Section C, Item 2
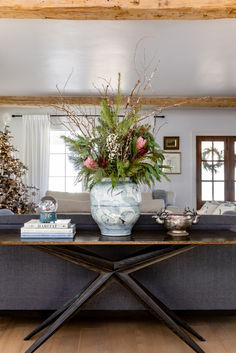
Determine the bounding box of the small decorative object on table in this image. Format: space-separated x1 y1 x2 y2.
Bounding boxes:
21 196 76 239
20 219 76 239
153 208 200 238
39 196 58 223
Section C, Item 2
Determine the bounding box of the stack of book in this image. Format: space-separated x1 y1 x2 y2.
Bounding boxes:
20 219 76 239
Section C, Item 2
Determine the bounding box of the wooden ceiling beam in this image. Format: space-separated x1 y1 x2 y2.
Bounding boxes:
0 1 236 20
1 96 236 108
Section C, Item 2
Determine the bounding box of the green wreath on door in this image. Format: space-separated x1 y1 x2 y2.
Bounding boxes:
202 147 223 174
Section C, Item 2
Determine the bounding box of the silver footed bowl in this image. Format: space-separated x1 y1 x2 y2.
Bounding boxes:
153 208 200 237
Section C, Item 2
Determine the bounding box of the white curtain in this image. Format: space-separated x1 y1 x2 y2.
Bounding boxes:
22 115 50 202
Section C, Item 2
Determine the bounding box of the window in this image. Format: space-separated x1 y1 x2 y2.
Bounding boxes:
196 136 236 208
49 130 82 193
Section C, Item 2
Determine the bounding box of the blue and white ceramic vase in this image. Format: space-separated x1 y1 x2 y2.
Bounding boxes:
90 178 141 236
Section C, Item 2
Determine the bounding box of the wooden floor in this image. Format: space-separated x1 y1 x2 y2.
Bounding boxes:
0 311 236 353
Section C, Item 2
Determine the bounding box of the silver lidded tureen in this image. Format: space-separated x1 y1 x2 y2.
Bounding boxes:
153 208 200 237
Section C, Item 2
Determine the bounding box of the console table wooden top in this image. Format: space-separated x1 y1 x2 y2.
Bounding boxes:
1 229 236 245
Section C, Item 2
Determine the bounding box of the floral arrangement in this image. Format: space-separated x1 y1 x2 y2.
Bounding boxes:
59 73 169 189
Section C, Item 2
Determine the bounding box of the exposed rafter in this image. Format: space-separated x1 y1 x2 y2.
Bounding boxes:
1 96 236 108
0 1 236 20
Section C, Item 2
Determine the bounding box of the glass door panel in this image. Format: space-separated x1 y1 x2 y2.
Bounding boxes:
201 182 213 201
213 182 225 201
201 141 212 160
213 141 224 160
200 140 225 202
197 137 236 208
213 162 224 180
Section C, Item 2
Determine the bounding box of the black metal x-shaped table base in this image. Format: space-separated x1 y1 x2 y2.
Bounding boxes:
24 244 206 353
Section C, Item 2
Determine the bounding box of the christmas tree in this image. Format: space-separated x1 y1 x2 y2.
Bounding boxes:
0 126 38 214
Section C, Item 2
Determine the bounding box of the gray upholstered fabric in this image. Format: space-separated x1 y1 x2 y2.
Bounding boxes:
223 211 236 216
1 245 236 310
152 189 176 206
152 189 167 205
0 209 14 215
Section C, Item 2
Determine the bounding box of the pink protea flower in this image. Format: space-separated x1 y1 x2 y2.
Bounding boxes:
84 156 98 169
136 136 147 150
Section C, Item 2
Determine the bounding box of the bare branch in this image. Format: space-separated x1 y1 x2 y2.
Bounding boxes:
156 121 168 136
125 79 141 109
62 68 74 92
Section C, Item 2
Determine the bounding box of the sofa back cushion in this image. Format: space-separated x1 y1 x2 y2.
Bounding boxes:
141 192 153 201
57 200 91 213
141 199 165 213
46 191 90 201
45 191 90 213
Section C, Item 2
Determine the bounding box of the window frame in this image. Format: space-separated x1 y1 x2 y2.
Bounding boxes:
49 130 82 193
196 136 236 209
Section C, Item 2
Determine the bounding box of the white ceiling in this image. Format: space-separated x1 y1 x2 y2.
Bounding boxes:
0 19 236 96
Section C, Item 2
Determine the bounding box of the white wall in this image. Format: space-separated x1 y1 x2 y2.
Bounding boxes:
1 107 236 209
155 108 236 210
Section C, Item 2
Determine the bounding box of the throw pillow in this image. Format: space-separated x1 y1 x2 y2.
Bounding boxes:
197 201 219 215
213 202 236 215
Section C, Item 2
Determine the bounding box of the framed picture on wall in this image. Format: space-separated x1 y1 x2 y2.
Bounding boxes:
164 136 179 150
163 152 181 174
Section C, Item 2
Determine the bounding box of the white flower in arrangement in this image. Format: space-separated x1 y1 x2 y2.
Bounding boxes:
106 134 120 160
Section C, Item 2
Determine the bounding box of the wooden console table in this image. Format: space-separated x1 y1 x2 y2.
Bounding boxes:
1 228 236 353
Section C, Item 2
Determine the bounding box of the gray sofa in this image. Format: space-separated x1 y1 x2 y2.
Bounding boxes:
45 190 176 214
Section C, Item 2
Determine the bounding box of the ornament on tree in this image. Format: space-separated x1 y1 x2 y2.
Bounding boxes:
0 126 38 214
